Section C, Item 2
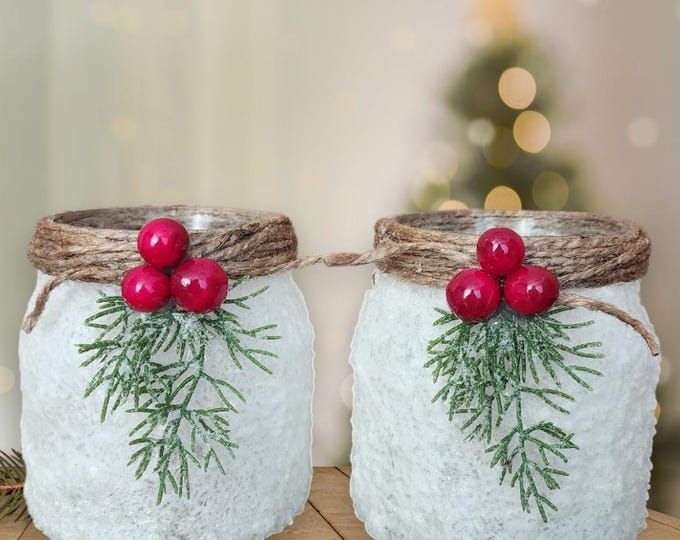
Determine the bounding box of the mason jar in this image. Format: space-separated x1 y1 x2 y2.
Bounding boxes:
350 210 660 540
19 207 314 540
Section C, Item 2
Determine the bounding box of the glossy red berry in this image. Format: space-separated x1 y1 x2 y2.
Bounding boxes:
446 268 502 322
476 227 525 277
137 218 190 269
504 265 560 315
170 258 229 313
121 265 171 312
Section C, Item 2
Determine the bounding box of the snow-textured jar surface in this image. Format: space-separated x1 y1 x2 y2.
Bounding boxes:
350 210 660 540
19 208 314 540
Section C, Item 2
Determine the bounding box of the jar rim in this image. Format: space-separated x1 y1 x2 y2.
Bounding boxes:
28 205 298 283
50 205 288 232
374 210 650 289
390 209 632 238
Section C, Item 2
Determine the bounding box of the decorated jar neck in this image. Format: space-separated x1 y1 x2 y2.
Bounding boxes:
372 210 651 289
23 206 299 332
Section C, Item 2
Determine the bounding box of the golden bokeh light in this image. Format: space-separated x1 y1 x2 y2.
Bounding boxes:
111 116 138 141
532 171 569 210
0 366 15 394
389 24 416 52
513 111 551 153
464 19 493 47
483 128 518 168
484 185 522 210
655 401 661 421
498 67 536 110
412 141 458 192
467 118 496 146
627 116 658 148
161 9 189 35
339 373 354 409
438 199 469 211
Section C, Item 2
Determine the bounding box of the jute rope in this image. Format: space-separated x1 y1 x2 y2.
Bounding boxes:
23 207 659 356
23 206 297 332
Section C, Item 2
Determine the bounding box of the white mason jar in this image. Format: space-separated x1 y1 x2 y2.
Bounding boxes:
350 210 660 540
19 207 314 540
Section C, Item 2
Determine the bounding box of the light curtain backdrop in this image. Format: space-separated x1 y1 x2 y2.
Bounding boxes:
1 1 678 511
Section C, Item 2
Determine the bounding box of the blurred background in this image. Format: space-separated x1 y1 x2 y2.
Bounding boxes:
0 0 678 515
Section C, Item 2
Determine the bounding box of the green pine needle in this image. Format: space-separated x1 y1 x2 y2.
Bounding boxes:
426 306 604 522
0 449 28 521
77 280 279 504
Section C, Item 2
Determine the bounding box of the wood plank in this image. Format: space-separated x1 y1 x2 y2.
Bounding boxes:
18 523 46 540
0 519 28 540
272 502 340 540
308 467 370 540
648 509 680 531
639 520 680 539
2 468 680 539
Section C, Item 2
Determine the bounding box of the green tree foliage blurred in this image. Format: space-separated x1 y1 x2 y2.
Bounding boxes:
412 38 585 212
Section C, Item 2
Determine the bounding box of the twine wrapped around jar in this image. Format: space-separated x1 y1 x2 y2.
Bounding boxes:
23 206 298 332
369 210 658 355
24 207 658 355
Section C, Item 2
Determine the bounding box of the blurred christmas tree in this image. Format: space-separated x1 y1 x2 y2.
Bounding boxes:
412 2 584 212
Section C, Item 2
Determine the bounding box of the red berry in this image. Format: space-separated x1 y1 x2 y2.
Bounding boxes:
137 218 190 269
446 269 501 322
121 265 171 312
170 258 229 313
504 265 560 315
476 227 525 277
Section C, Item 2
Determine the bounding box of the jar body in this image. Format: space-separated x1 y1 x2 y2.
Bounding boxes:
20 271 314 540
350 272 660 540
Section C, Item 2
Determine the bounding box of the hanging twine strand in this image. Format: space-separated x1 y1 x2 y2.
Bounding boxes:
23 207 659 355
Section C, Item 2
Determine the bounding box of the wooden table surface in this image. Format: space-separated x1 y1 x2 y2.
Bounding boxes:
2 467 679 539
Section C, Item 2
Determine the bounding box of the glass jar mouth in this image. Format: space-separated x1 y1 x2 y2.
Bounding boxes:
391 209 632 238
51 205 287 232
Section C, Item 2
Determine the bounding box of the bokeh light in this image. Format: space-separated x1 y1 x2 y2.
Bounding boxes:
0 366 15 394
498 67 537 110
411 141 458 194
513 110 551 153
389 24 416 52
532 171 569 210
464 19 493 47
161 9 189 35
483 128 518 168
438 199 469 210
627 116 659 148
111 116 137 141
467 118 496 146
339 373 354 409
484 185 522 210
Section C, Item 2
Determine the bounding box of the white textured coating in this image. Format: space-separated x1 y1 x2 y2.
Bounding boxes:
350 272 660 540
20 271 314 540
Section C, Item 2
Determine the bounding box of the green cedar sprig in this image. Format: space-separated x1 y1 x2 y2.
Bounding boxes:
0 449 27 521
425 306 604 522
77 278 279 504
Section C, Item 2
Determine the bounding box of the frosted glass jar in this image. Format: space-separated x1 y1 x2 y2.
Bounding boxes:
20 207 314 540
350 210 660 540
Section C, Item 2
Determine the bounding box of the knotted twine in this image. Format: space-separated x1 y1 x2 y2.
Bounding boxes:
23 207 659 356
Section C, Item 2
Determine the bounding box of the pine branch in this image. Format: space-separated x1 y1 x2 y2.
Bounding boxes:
0 449 28 521
426 306 603 521
77 280 279 503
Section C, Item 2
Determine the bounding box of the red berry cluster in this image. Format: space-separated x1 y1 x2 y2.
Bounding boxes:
121 218 229 313
446 227 559 322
